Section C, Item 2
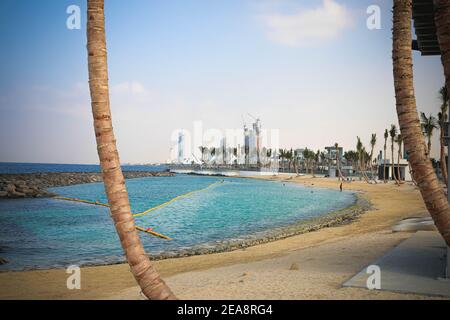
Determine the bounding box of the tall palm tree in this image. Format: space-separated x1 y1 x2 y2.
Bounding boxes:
392 0 450 246
319 151 326 173
434 0 450 96
86 0 175 300
438 86 448 185
389 124 399 184
356 137 370 183
369 133 377 182
420 112 439 155
383 129 388 183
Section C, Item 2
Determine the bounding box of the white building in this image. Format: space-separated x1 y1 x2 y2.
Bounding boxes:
244 120 261 166
377 150 412 181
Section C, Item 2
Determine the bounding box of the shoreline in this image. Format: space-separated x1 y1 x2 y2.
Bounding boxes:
0 175 432 299
0 176 365 272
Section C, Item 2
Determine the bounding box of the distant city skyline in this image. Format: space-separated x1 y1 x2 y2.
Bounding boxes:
0 0 446 164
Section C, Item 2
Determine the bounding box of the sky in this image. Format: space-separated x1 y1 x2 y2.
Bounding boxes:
0 0 446 164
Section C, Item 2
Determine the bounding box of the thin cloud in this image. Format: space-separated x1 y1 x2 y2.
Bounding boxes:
261 0 352 47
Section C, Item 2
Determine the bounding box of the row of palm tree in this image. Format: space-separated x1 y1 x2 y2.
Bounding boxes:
341 134 377 183
417 86 449 186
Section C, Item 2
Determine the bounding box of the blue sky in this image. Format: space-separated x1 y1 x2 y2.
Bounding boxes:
0 0 445 163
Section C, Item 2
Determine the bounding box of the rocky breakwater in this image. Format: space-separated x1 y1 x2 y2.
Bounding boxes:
0 171 173 199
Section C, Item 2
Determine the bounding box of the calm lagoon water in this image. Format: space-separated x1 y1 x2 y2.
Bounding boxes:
0 175 355 271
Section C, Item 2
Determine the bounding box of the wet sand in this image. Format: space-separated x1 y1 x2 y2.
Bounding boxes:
0 176 440 299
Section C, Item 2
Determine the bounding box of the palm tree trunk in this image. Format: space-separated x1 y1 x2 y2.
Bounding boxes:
87 0 176 300
435 0 450 95
435 0 450 187
408 162 418 186
359 160 370 183
392 0 450 245
440 128 448 185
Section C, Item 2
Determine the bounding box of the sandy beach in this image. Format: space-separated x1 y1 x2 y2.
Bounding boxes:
0 175 443 300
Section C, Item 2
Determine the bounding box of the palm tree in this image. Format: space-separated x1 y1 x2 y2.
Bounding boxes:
389 124 399 184
319 151 326 173
434 0 450 96
286 149 293 172
344 150 357 175
304 148 311 175
356 137 369 183
86 0 175 300
369 133 377 182
315 150 320 176
420 112 439 155
392 0 450 246
383 129 388 183
278 149 285 172
438 86 448 185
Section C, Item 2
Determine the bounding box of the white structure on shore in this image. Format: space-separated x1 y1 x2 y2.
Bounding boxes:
376 150 412 181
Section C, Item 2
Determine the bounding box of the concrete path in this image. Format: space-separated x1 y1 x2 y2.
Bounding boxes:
343 231 450 297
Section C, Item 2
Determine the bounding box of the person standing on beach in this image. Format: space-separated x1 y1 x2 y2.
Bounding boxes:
340 182 343 192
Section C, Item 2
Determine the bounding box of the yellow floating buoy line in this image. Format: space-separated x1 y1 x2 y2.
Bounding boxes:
53 179 225 240
132 179 224 218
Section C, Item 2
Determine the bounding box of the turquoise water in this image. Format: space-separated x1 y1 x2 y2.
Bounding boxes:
0 175 355 271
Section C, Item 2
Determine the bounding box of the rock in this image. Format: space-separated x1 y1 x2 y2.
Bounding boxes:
9 191 26 198
0 171 174 200
289 262 300 271
5 184 15 193
0 257 8 265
